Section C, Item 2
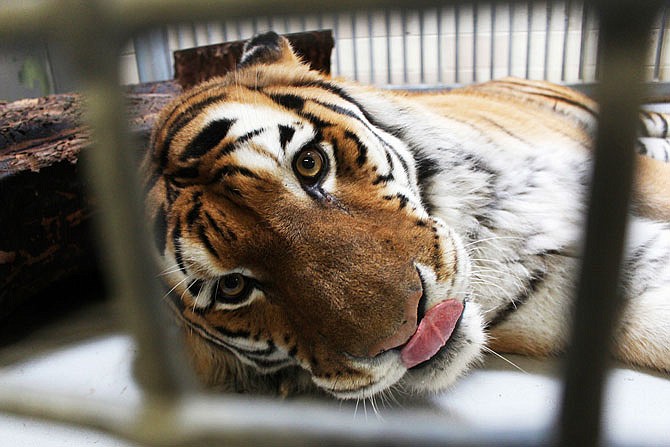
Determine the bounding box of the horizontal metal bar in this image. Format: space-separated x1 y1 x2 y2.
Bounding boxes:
0 383 549 447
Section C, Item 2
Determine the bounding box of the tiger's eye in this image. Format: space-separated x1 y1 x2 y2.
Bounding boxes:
218 273 247 298
294 148 325 182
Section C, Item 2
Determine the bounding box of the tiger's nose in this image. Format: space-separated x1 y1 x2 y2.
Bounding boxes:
365 289 422 357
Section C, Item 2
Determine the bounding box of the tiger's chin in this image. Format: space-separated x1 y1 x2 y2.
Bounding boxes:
323 302 487 401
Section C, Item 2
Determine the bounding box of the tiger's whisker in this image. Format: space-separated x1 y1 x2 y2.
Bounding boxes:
482 345 528 374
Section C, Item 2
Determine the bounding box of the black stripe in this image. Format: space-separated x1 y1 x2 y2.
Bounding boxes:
278 124 296 150
526 91 596 118
311 98 360 121
479 116 532 146
397 194 409 209
414 154 441 186
197 224 218 257
650 111 670 138
180 118 235 161
169 309 282 363
637 140 648 156
496 79 597 117
153 207 168 256
165 181 178 206
211 325 251 339
172 224 188 275
372 172 394 185
383 193 410 209
269 93 305 111
237 128 265 144
296 80 381 126
170 166 200 180
217 142 236 158
638 112 650 137
160 93 228 169
301 111 332 130
211 165 262 183
372 151 395 185
217 129 265 160
244 357 292 370
344 130 368 167
640 110 654 134
204 211 232 243
487 270 547 328
143 170 162 197
187 279 205 297
186 192 203 225
463 153 498 178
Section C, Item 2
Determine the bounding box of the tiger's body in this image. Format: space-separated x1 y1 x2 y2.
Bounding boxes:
142 32 670 399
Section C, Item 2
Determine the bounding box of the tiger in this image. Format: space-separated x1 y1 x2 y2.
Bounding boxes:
141 31 670 400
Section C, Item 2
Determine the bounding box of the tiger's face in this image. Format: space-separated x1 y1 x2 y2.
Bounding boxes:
142 32 485 399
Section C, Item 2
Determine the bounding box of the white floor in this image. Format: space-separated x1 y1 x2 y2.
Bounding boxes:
1 325 669 446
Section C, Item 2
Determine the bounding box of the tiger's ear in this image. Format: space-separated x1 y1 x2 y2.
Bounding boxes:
238 31 301 69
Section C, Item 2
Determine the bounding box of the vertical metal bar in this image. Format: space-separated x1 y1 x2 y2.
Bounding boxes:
455 2 461 83
594 11 604 82
133 28 172 82
334 13 342 76
543 1 552 80
401 8 408 84
205 22 214 44
420 8 425 84
352 11 359 81
653 6 668 81
368 10 375 84
561 0 572 82
70 1 194 400
283 15 290 34
191 23 200 46
490 2 496 80
437 6 443 83
385 9 392 84
509 2 514 76
176 25 185 49
473 1 478 82
578 1 589 80
557 2 661 446
526 0 533 79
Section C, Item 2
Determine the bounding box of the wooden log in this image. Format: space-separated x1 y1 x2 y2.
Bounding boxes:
0 86 178 320
173 30 334 90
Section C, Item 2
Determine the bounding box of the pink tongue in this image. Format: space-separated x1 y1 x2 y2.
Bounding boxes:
400 299 464 369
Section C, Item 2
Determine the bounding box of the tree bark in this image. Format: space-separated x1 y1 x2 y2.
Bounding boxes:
0 84 179 320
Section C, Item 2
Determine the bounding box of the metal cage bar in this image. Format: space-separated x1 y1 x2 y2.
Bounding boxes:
0 0 664 445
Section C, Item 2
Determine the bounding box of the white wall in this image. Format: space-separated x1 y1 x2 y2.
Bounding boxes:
120 2 670 87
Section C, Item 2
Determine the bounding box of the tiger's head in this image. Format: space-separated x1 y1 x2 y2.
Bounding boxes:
142 32 485 399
